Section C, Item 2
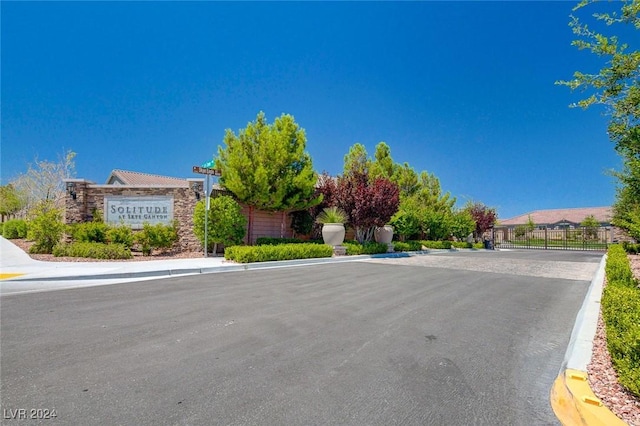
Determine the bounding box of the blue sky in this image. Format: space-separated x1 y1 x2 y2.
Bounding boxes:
1 1 627 219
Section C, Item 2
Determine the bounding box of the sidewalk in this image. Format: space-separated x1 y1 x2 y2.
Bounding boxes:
0 237 369 295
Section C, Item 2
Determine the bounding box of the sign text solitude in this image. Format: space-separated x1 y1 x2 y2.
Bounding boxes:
104 196 174 228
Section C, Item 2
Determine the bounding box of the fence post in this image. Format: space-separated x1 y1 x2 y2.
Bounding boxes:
545 226 548 250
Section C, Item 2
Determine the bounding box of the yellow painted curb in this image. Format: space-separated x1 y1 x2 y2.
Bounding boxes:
0 273 25 280
550 369 627 425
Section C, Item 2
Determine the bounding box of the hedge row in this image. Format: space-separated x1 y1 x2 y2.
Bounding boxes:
256 237 323 246
343 241 388 255
224 243 333 263
52 242 133 259
3 219 28 239
602 244 640 397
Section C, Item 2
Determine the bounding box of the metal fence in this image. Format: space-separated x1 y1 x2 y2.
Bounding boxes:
492 226 611 251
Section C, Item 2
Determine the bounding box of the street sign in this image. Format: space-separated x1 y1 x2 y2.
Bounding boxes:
201 160 215 169
192 166 221 176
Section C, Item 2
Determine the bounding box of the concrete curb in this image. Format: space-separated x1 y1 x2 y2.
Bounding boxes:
550 254 627 425
3 254 380 282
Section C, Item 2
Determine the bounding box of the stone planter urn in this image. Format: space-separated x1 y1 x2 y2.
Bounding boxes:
375 225 394 253
374 225 394 244
322 223 346 247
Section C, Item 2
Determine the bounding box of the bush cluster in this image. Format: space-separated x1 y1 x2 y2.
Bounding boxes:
602 244 640 397
451 241 484 249
135 222 179 256
622 241 640 255
605 244 635 287
53 242 133 259
343 241 388 255
224 243 332 263
3 219 28 239
28 202 65 254
393 241 423 252
106 224 135 248
420 240 453 249
68 221 110 243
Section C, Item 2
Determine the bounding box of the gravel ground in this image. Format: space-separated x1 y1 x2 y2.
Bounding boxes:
587 255 640 426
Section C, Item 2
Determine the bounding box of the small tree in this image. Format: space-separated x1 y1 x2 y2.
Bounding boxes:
526 215 536 234
12 149 76 214
581 214 600 240
450 210 476 241
335 172 400 243
193 195 247 254
215 112 319 212
27 200 65 254
465 202 497 241
0 184 25 221
390 208 421 242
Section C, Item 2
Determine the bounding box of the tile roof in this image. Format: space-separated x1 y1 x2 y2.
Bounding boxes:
106 169 189 187
499 207 612 226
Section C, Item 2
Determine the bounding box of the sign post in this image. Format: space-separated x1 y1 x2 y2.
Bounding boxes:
192 162 222 257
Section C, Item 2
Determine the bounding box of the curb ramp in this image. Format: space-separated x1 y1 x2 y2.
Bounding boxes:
551 369 627 426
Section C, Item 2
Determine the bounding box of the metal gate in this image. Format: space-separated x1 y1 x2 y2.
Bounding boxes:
492 226 611 251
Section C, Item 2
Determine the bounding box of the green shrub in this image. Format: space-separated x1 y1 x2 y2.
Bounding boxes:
451 241 484 249
0 222 3 235
53 242 132 259
106 224 135 248
362 242 388 254
605 244 636 288
256 237 307 245
420 240 453 249
135 222 179 256
343 241 362 255
224 243 333 263
602 245 640 398
622 241 640 255
393 240 423 252
27 201 64 254
514 225 527 239
193 196 247 253
3 219 28 239
68 221 110 243
343 241 388 255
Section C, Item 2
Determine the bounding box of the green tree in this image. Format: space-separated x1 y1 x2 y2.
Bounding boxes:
450 209 476 240
215 112 319 212
0 184 25 221
558 0 639 233
369 142 396 180
193 196 247 254
526 215 536 233
581 214 601 240
392 162 420 197
343 143 370 177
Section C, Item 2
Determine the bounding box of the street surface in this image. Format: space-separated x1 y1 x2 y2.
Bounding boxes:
1 250 602 425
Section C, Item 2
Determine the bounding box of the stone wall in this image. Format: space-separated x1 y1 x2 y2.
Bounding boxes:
64 179 300 251
64 179 202 251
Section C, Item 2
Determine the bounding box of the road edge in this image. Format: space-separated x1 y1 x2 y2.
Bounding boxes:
550 254 627 425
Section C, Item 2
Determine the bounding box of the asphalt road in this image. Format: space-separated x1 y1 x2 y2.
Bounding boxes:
1 250 602 425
